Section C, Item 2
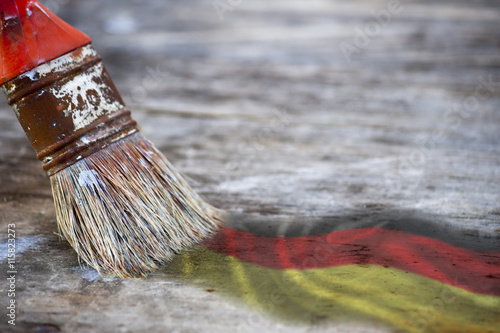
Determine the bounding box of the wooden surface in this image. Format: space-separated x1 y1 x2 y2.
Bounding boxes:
1 0 500 332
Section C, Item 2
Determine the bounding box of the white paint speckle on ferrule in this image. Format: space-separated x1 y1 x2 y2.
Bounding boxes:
24 45 98 81
49 63 125 131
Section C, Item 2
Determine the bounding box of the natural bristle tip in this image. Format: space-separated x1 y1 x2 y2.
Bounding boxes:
49 133 222 278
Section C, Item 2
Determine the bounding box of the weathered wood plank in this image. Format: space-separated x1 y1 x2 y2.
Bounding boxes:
1 0 499 332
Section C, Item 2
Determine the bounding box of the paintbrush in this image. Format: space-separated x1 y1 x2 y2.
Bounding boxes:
0 0 222 278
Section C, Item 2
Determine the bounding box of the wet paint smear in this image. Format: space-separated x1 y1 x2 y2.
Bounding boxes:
163 213 500 333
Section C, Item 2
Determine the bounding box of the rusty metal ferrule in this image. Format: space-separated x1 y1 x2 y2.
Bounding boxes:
1 44 139 176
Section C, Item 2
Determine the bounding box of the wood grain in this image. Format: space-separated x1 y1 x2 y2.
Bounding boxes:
1 0 499 332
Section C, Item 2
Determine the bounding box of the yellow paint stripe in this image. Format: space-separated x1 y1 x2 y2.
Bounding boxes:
169 247 500 333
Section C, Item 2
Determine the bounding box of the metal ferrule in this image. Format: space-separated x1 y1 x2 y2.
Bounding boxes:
1 44 139 176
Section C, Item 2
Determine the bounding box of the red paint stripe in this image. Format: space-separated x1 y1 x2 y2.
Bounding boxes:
203 227 500 296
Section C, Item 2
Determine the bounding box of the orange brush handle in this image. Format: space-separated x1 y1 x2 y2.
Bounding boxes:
0 0 91 84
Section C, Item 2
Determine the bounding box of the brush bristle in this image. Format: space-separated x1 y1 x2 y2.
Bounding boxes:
50 132 222 278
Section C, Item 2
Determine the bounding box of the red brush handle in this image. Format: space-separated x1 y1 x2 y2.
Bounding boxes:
0 0 91 84
1 1 137 176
